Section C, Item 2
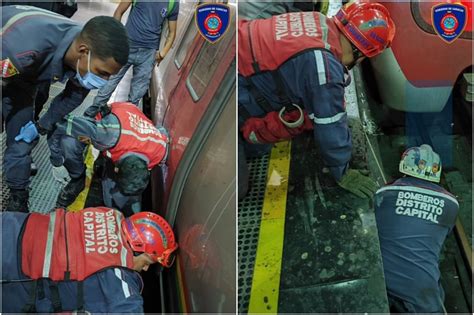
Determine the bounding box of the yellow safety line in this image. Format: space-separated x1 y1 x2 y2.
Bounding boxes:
248 140 291 314
68 145 95 212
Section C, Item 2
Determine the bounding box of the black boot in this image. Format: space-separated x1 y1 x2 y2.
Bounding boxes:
56 173 86 208
5 189 29 212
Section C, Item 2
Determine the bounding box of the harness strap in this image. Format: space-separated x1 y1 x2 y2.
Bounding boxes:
76 281 85 312
50 282 63 312
245 78 274 115
22 279 38 313
270 71 293 109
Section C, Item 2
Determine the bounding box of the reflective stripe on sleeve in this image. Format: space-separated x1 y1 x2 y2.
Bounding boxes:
313 50 326 85
308 112 346 125
114 268 131 298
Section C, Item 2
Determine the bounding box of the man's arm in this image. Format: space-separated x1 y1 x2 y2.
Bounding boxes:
156 20 177 63
53 113 120 151
113 0 132 22
38 78 90 132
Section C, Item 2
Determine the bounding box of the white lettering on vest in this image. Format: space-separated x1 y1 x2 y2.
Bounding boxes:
82 210 123 255
126 111 160 136
275 14 289 40
394 191 444 224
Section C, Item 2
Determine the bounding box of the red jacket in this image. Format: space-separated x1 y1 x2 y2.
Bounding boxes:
238 11 343 77
21 208 134 281
105 103 168 169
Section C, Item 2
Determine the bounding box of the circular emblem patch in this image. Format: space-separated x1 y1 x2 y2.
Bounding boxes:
204 13 222 35
441 14 458 34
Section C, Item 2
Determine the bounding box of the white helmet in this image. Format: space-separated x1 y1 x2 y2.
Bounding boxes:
399 144 441 183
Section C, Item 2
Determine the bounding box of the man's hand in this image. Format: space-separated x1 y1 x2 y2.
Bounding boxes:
155 51 164 64
52 165 71 185
15 121 39 143
337 169 378 199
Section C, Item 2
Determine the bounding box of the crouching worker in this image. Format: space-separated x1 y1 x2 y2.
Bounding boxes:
1 208 178 313
48 102 169 215
374 145 459 313
238 1 395 199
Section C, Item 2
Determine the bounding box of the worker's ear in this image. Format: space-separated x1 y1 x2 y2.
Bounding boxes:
77 43 90 56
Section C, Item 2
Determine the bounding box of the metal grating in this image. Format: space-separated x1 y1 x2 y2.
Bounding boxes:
238 153 269 314
1 83 97 213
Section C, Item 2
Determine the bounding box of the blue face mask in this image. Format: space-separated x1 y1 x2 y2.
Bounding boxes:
75 51 108 90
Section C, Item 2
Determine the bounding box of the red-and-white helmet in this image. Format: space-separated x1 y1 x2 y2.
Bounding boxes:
333 1 396 58
122 212 178 267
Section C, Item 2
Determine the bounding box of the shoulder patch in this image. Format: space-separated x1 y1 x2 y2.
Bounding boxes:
1 58 19 78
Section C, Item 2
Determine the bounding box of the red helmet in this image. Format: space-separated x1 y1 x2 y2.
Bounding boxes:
333 1 396 58
122 212 178 267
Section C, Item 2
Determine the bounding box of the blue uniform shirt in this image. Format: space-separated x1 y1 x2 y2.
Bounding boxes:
125 1 179 49
2 5 90 131
1 212 144 313
374 177 459 312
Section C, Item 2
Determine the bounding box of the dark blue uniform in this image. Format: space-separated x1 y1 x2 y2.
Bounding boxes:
374 177 459 313
1 211 144 313
239 49 351 180
2 5 89 190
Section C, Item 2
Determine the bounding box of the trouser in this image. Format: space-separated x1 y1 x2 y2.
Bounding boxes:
92 47 156 108
2 82 39 189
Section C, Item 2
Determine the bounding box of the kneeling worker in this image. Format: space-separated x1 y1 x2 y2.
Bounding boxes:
374 145 459 313
47 102 168 215
1 208 178 313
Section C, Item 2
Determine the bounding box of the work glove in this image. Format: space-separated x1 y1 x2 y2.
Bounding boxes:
15 121 39 143
337 169 378 199
52 165 71 185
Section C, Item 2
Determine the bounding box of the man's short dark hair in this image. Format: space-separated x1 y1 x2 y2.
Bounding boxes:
117 155 150 196
80 16 129 66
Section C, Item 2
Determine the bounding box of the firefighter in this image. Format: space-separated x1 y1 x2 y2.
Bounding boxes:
374 145 459 313
2 5 129 212
238 1 396 199
1 208 177 313
47 102 168 216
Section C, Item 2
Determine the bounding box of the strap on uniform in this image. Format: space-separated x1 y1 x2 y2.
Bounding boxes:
22 280 38 312
167 0 175 17
238 102 251 121
244 78 274 115
76 281 85 313
270 71 293 109
50 282 63 312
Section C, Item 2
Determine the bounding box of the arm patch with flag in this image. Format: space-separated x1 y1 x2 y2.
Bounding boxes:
1 58 19 78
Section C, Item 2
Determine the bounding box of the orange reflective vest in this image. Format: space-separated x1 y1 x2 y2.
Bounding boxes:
105 103 168 169
238 12 343 77
21 208 134 281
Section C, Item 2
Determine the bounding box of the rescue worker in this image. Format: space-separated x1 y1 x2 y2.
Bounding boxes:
2 5 129 212
1 208 178 313
374 145 459 313
237 1 396 199
89 0 179 111
48 102 168 216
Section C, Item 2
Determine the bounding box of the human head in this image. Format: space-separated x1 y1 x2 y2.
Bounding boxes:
123 212 178 269
334 1 395 68
66 16 129 81
399 145 442 183
116 155 150 196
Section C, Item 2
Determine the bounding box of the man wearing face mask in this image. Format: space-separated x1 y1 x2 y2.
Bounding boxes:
47 102 168 216
238 1 395 199
1 208 178 313
2 5 129 212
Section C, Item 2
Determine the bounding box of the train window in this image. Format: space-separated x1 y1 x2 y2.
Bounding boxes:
174 16 199 69
185 21 235 101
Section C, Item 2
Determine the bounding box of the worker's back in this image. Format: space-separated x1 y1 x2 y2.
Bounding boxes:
374 176 459 312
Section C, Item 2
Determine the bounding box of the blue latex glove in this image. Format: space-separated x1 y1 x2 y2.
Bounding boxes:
15 121 39 143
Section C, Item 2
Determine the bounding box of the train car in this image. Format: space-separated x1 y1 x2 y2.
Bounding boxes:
147 1 236 312
369 0 473 113
1 1 236 313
